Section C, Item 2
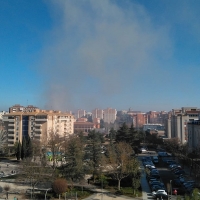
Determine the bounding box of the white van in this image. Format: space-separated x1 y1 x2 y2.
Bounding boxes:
152 156 159 164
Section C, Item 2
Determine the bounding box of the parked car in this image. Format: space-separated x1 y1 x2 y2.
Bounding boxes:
166 160 176 165
173 179 182 186
149 181 165 188
152 190 168 198
150 172 160 178
145 164 156 169
146 174 160 180
152 156 159 164
151 185 165 192
183 182 195 189
140 147 148 153
174 170 185 176
158 152 169 157
171 166 182 172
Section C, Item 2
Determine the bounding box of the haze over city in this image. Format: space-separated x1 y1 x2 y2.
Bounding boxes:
1 0 200 112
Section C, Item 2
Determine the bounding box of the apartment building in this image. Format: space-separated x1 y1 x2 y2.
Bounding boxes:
0 111 8 130
74 109 86 119
103 108 117 124
167 107 200 144
92 108 103 120
187 120 200 152
146 111 168 124
3 105 74 147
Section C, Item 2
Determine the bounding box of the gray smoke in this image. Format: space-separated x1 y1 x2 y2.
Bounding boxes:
38 0 172 111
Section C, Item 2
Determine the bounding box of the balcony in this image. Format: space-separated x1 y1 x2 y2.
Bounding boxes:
59 118 67 121
8 123 15 127
34 128 42 132
35 124 42 127
8 133 14 137
34 134 41 139
3 118 15 122
35 119 47 122
8 129 14 132
8 138 14 142
8 144 14 147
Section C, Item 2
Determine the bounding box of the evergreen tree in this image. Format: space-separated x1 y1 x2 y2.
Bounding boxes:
115 122 129 143
26 135 33 158
16 141 21 160
109 127 116 145
63 135 85 181
21 136 26 160
128 123 138 146
87 130 104 181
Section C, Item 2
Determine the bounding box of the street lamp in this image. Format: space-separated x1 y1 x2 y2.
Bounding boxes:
65 192 67 200
170 180 172 197
45 188 51 200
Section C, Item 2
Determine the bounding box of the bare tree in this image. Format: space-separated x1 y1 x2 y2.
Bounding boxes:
0 130 7 152
107 142 137 190
3 184 10 199
47 129 62 169
19 157 54 198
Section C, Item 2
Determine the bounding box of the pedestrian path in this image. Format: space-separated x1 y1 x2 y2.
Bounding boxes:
139 159 154 200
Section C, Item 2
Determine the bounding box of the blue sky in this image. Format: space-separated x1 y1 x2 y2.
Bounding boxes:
0 0 200 112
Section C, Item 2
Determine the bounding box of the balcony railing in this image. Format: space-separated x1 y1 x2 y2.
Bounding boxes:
3 118 15 122
8 123 15 127
35 119 47 122
34 128 42 132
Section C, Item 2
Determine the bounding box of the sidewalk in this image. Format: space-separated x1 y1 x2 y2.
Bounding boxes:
82 184 142 200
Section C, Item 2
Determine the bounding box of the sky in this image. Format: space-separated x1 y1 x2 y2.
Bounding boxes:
0 0 200 113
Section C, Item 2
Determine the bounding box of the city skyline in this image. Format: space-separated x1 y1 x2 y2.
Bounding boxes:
1 0 200 112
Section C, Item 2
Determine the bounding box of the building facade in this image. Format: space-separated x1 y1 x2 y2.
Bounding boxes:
187 120 200 152
92 109 104 120
168 107 200 144
3 105 74 147
103 108 117 124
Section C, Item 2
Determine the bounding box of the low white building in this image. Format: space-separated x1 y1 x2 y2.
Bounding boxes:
143 124 164 131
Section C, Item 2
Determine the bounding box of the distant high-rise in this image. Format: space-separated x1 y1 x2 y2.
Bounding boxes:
103 108 117 123
75 109 86 119
92 109 103 120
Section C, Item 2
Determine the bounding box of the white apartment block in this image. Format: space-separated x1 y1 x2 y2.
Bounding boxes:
74 109 86 119
92 109 103 120
0 111 8 120
169 107 200 144
3 106 74 147
187 120 200 152
103 108 117 124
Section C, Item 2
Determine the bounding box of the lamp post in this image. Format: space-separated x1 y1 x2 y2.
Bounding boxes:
170 180 172 197
65 192 67 200
45 188 51 200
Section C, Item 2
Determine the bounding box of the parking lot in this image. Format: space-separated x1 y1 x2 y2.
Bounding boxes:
139 149 199 199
